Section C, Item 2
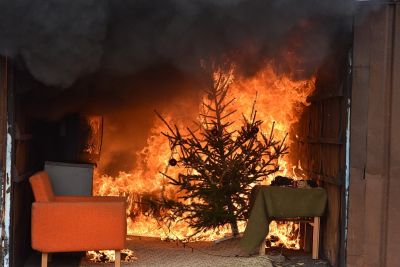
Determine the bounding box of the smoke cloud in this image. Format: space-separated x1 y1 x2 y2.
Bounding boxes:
2 0 354 175
1 0 353 88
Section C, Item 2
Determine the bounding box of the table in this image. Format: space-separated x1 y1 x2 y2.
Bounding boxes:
239 186 327 258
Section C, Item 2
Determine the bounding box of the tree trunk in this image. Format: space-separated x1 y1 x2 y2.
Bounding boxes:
227 197 240 237
230 219 239 237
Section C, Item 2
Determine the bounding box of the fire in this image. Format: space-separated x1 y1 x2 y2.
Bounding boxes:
93 62 315 248
230 65 315 180
87 249 137 263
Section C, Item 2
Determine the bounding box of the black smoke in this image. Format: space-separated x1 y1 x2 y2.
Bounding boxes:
1 0 353 88
3 0 354 175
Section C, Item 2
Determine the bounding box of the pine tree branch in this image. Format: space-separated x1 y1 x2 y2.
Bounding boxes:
220 110 237 120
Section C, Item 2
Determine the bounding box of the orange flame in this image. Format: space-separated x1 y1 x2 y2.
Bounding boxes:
93 62 315 248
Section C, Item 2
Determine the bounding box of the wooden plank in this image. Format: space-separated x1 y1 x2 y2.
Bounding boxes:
347 9 370 261
346 168 366 259
348 4 400 267
364 173 385 266
353 5 371 69
366 4 390 176
350 67 369 169
294 99 345 181
312 217 320 260
363 6 392 266
321 183 341 266
386 4 400 266
296 137 343 145
322 98 340 140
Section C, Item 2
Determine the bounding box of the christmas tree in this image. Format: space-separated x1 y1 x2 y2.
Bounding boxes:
157 64 288 237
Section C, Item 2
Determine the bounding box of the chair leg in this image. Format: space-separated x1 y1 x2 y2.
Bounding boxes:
41 253 48 267
312 217 320 260
115 250 121 267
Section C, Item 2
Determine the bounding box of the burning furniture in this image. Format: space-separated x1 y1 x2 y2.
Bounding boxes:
29 171 127 267
240 186 327 259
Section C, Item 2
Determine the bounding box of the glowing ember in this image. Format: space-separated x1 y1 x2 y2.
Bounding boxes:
93 62 315 248
86 249 137 263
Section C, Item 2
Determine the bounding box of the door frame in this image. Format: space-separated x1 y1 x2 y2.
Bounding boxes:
1 56 14 267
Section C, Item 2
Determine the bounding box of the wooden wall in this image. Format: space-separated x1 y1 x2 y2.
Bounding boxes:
0 59 42 266
290 40 350 266
10 70 43 267
347 3 400 267
0 56 8 263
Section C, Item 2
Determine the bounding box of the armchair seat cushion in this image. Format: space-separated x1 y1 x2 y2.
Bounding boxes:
31 200 127 252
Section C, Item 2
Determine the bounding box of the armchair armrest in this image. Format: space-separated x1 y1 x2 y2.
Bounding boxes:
31 201 127 252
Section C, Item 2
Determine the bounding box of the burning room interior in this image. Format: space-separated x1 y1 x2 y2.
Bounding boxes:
1 1 400 267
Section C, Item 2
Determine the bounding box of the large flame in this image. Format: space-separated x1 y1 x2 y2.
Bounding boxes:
93 62 315 248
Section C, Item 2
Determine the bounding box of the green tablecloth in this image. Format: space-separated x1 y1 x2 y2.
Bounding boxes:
240 186 327 254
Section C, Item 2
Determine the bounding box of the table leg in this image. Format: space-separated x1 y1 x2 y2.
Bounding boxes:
312 217 320 259
259 239 266 255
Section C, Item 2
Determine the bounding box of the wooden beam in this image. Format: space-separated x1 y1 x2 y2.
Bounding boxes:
296 137 343 145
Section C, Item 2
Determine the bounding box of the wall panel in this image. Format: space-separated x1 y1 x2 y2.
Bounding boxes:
348 3 400 266
290 39 350 266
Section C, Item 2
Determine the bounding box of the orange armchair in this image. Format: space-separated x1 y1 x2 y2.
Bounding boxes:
30 171 127 267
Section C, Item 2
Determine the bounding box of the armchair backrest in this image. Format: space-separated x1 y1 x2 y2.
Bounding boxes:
29 171 55 202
